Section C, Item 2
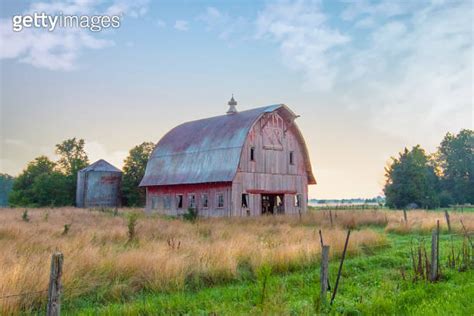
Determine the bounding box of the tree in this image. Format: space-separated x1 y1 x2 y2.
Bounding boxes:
31 171 71 206
8 156 63 206
55 138 89 204
0 173 14 207
384 146 439 209
122 142 155 206
435 129 474 205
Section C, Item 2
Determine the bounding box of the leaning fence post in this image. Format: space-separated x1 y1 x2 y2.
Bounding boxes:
430 230 438 282
330 230 351 305
47 252 63 316
320 245 330 305
403 209 408 224
444 210 451 232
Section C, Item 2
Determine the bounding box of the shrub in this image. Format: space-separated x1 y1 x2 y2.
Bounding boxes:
183 207 198 222
21 209 29 222
126 212 139 242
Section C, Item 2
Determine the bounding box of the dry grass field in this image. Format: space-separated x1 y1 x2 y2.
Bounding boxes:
0 207 473 314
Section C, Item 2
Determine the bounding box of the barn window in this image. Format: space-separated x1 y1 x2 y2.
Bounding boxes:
188 194 196 209
242 194 249 208
201 193 209 208
250 147 255 161
295 194 302 207
163 195 171 209
289 151 294 165
176 194 183 209
217 193 225 208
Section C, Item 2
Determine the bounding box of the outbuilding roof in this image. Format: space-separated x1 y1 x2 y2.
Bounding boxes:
79 159 122 173
140 104 315 186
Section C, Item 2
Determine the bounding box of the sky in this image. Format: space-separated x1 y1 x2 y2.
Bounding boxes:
0 0 472 199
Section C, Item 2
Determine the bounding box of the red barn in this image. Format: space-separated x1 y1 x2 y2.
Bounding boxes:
140 98 316 216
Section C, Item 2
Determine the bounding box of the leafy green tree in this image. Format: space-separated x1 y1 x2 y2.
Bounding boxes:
31 172 71 206
122 142 154 206
9 156 61 206
55 138 89 204
384 146 439 209
435 129 474 205
0 173 14 207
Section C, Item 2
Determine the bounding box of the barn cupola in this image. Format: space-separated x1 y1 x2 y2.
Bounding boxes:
226 95 238 114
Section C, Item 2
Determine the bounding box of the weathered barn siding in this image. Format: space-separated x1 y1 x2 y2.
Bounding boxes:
146 183 232 217
141 104 315 217
232 111 309 216
76 159 122 208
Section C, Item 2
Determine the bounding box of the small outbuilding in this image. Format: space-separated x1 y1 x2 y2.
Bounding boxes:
76 159 122 208
140 97 316 217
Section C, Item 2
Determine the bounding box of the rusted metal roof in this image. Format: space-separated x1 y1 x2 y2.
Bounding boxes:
140 104 315 186
80 159 122 173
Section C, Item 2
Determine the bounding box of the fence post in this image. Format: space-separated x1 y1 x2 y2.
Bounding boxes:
437 220 440 276
403 209 408 224
47 252 63 316
444 210 451 232
320 245 330 305
318 230 331 291
430 230 438 282
329 210 334 227
330 230 351 305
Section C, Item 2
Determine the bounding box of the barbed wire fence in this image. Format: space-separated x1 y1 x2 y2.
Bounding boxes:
318 212 474 307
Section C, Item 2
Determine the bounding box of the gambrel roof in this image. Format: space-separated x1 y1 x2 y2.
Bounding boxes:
140 104 316 186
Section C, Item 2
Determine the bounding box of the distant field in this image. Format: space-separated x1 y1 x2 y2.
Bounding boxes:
0 207 473 315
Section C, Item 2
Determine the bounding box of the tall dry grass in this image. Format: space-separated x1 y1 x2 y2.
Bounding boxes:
1 207 472 313
0 207 388 314
383 210 474 234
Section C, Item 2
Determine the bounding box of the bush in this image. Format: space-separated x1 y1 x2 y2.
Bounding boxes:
21 209 29 222
126 212 139 242
183 207 198 222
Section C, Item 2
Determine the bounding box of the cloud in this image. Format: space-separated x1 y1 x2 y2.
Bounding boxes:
257 0 472 145
256 0 350 90
84 140 127 170
198 7 250 41
0 0 150 71
174 20 188 31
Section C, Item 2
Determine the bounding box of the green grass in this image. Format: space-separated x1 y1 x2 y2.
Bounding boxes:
61 232 474 316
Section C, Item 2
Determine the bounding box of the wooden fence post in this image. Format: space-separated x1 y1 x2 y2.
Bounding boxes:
318 230 331 291
320 245 330 305
437 220 440 276
444 210 451 232
47 252 63 316
329 210 334 227
430 230 438 282
403 209 408 224
330 230 351 305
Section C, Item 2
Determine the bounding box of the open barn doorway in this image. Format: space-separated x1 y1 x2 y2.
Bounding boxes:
261 194 284 215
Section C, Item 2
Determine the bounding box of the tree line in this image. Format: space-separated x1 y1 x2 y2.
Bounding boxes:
384 129 473 209
2 138 154 207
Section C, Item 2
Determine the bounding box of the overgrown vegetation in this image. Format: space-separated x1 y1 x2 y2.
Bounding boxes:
384 129 473 209
0 208 472 314
69 233 474 315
